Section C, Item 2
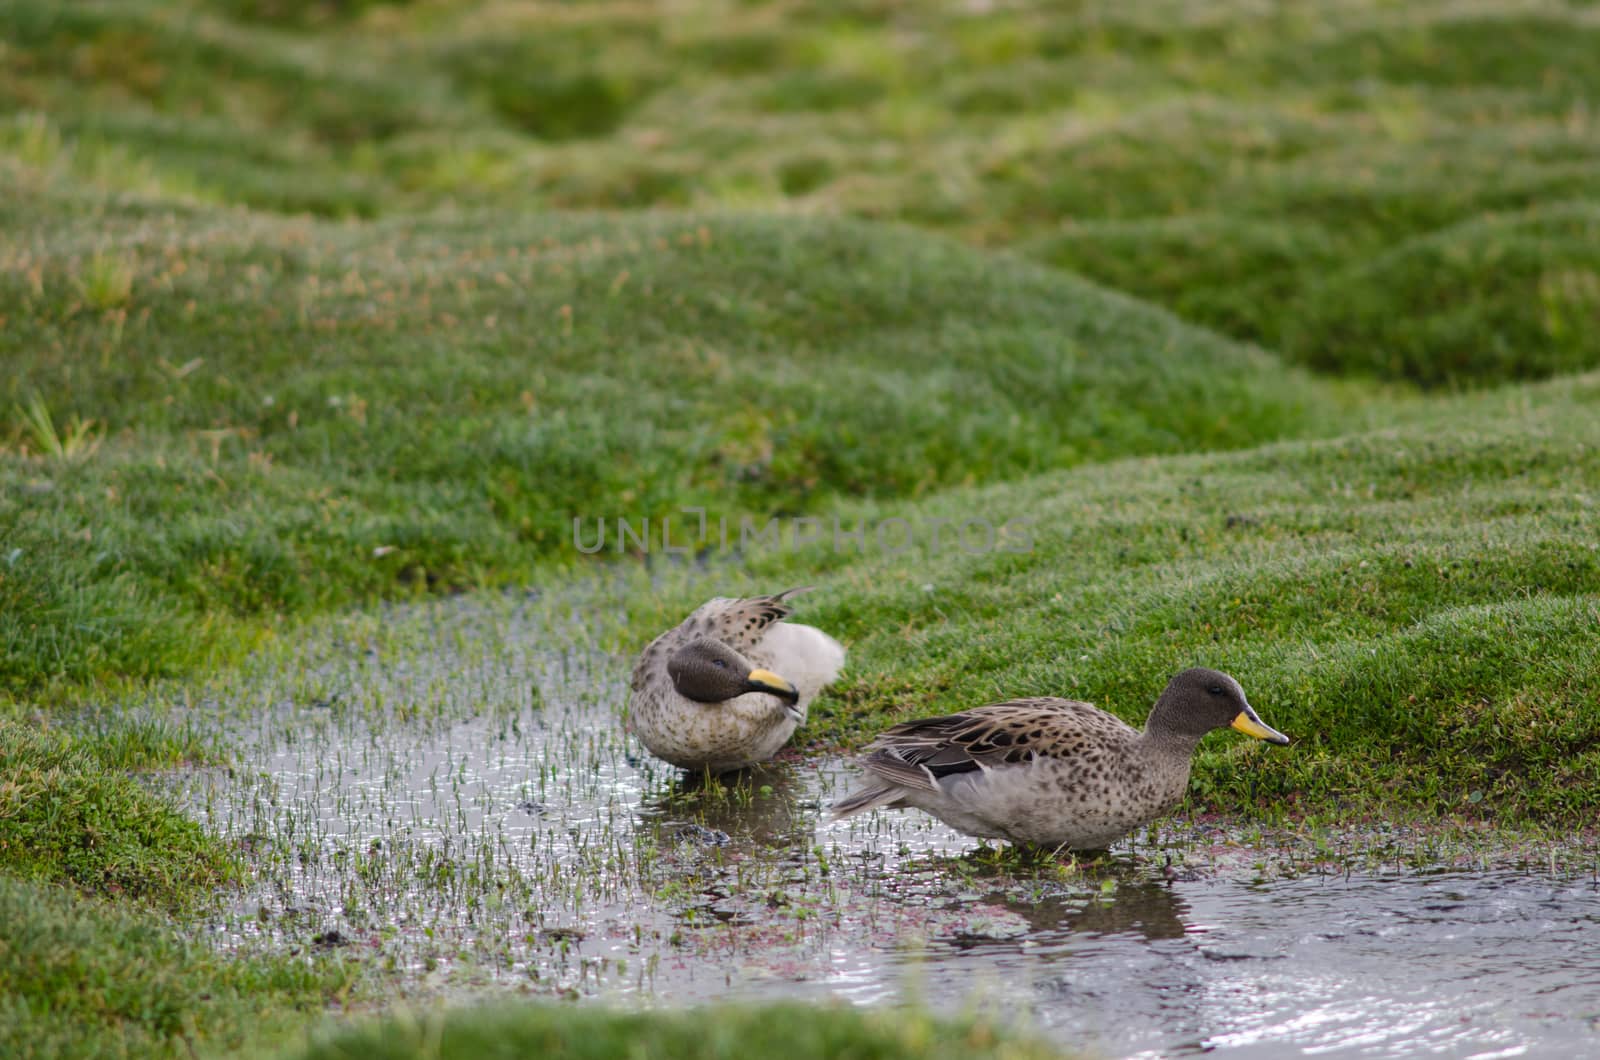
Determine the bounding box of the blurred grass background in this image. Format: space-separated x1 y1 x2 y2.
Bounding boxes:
5 0 1600 383
9 0 1600 699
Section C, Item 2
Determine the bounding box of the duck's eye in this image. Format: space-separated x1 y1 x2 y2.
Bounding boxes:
1206 685 1224 695
712 658 729 669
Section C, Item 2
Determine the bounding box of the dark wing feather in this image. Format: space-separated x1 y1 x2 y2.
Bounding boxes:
861 698 1127 788
691 587 813 652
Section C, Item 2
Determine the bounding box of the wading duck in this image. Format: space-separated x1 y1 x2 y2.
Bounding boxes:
830 668 1288 850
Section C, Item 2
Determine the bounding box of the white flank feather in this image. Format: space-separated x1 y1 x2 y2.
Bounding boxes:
756 621 846 711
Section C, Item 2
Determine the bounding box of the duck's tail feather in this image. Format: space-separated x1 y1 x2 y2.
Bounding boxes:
827 783 904 821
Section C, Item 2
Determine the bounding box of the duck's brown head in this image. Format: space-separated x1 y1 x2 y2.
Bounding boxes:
1147 668 1289 746
667 637 800 708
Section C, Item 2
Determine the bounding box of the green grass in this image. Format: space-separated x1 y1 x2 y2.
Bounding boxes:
3 0 1600 1055
1285 202 1600 384
0 717 233 903
0 875 360 1059
0 189 1371 699
5 0 1600 384
285 1002 1058 1060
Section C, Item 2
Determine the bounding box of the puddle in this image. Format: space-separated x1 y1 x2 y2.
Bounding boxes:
178 597 1600 1058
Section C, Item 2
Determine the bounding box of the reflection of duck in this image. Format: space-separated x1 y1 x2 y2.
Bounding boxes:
911 849 1193 942
635 760 814 854
986 880 1190 941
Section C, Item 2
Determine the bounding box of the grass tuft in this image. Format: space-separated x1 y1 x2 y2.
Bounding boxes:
0 720 234 903
14 395 101 462
0 875 359 1059
287 1000 1058 1060
74 251 135 311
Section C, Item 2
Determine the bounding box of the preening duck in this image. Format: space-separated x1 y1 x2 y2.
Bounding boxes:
629 588 846 773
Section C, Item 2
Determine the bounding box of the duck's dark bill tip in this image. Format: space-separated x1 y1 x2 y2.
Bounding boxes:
746 668 800 704
1231 710 1291 745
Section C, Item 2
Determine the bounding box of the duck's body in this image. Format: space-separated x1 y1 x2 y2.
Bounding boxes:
629 589 845 773
831 669 1288 850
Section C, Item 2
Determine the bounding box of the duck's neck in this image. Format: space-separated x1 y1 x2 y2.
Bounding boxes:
1139 697 1207 759
1138 725 1204 760
1132 726 1202 812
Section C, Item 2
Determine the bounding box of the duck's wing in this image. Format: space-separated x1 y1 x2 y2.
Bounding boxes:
692 587 815 653
631 588 816 693
859 698 1127 792
630 629 670 693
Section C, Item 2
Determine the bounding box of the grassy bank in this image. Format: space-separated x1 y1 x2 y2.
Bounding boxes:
0 185 1369 699
0 717 231 902
0 874 360 1059
5 0 1600 384
4 0 1600 1056
284 1003 1058 1060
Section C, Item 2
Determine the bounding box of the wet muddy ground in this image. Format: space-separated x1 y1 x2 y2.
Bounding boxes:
176 597 1600 1058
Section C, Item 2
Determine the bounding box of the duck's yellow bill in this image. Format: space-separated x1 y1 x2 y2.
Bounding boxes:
746 668 800 703
1231 709 1291 745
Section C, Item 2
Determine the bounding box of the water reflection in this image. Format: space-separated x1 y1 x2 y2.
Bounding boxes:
637 761 815 853
985 880 1191 941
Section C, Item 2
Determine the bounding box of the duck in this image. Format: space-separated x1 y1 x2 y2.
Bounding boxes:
628 588 846 773
829 668 1288 850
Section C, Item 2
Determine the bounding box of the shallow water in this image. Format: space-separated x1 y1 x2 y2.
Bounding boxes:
181 598 1600 1059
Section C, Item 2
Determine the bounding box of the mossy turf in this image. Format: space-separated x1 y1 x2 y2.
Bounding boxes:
0 718 232 904
0 190 1369 699
3 0 1599 1057
284 1003 1057 1060
5 0 1600 384
0 875 360 1060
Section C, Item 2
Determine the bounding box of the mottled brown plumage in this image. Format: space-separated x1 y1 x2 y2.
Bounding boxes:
831 668 1289 850
629 588 846 773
